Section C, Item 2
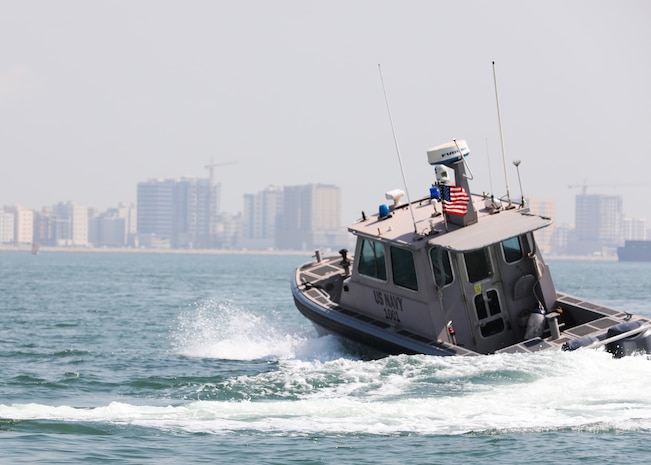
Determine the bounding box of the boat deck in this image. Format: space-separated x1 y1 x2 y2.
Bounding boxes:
295 255 651 356
295 256 476 356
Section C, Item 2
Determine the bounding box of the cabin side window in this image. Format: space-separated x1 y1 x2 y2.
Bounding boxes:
429 247 453 287
464 249 492 283
390 247 418 291
501 236 523 263
357 239 387 281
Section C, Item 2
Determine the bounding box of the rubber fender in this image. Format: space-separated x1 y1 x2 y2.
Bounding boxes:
606 320 643 338
562 335 598 351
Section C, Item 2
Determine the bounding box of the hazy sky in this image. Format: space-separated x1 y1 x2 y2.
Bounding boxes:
1 0 649 225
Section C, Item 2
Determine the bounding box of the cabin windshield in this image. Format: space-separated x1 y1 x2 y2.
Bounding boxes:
430 247 453 288
390 247 418 291
463 249 492 283
501 236 523 263
357 238 387 281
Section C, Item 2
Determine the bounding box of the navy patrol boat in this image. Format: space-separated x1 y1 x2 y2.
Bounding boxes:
291 139 651 357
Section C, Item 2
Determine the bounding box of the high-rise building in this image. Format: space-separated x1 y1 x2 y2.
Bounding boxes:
0 209 15 243
623 216 648 241
276 183 345 251
137 179 175 247
1 205 34 245
49 202 88 246
137 178 219 248
216 211 241 249
14 206 34 245
88 203 137 247
527 198 556 254
117 202 138 246
174 178 215 248
571 193 622 255
34 207 56 246
241 185 284 250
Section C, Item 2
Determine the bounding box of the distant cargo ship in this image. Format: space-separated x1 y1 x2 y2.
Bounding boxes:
617 240 651 261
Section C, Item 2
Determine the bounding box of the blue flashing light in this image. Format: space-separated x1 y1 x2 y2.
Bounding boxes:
379 204 390 218
430 186 441 200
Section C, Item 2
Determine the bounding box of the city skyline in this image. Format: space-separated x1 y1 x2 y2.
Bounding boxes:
1 176 645 229
1 2 650 227
1 177 347 251
0 169 649 250
2 174 649 256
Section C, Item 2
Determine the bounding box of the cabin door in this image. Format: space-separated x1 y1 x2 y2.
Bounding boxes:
457 247 517 353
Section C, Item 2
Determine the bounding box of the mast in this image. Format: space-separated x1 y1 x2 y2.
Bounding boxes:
492 61 513 208
378 64 418 234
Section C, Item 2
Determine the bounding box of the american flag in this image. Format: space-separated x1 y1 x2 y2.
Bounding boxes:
442 185 470 216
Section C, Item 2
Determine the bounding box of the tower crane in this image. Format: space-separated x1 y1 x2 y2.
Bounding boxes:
567 181 589 195
205 158 237 191
568 182 646 196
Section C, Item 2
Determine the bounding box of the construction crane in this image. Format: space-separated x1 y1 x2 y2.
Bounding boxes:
568 181 589 195
205 158 237 192
568 182 646 196
204 158 237 247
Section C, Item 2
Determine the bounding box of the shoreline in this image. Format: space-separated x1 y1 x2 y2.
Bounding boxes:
545 255 618 262
0 245 312 256
0 245 621 261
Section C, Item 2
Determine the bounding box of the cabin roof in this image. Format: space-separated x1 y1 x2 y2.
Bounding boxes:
348 192 552 252
427 209 552 251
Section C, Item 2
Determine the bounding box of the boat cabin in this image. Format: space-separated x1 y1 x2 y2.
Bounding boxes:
293 139 651 357
338 140 557 354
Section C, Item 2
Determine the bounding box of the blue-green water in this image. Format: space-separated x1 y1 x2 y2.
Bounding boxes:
1 252 651 464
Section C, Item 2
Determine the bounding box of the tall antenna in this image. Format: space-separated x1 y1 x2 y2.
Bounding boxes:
492 61 513 208
378 64 418 234
485 137 494 194
513 159 525 207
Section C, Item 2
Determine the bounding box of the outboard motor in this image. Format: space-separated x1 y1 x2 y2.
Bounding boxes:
605 321 651 358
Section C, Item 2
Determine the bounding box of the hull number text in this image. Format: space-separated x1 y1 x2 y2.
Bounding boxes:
373 290 404 323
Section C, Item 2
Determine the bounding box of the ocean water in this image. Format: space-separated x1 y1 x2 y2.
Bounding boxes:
1 251 651 464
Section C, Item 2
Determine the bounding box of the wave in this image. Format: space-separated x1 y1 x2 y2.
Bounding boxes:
3 350 651 436
171 299 352 362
